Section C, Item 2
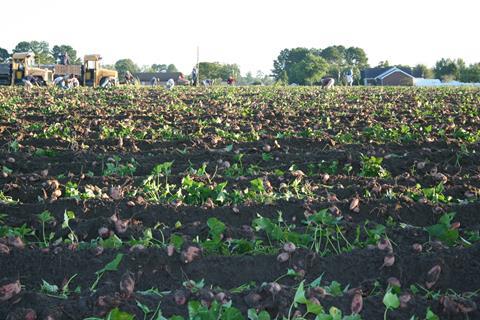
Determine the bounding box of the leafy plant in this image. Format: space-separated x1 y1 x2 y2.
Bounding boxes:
90 253 124 291
426 212 459 245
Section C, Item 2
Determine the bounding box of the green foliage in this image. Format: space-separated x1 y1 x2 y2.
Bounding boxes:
426 212 459 245
115 58 140 79
359 155 389 178
90 253 124 291
51 44 80 64
13 40 55 64
198 62 241 81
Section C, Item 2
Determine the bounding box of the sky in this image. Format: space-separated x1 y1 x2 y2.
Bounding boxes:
1 0 479 75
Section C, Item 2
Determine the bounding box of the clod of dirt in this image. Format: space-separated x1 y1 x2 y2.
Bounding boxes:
377 238 393 252
126 201 136 207
109 186 124 200
93 246 104 256
96 295 121 309
114 218 130 234
417 162 426 170
129 244 145 252
382 254 395 268
0 243 10 254
7 157 15 164
291 170 305 178
6 308 37 320
351 293 363 314
327 193 339 202
40 169 49 178
262 144 271 152
432 172 448 184
283 242 296 253
426 265 442 289
267 282 282 295
349 197 360 212
412 243 423 253
119 271 135 298
322 174 330 183
277 252 290 262
400 293 412 308
174 289 188 305
167 244 175 256
329 205 341 216
0 279 21 301
46 179 60 190
181 246 202 263
244 292 262 307
387 277 401 288
451 222 460 230
441 296 477 314
215 292 229 304
199 288 215 307
7 236 25 249
98 227 110 239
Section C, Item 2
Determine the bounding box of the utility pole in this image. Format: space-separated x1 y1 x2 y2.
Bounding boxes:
196 46 199 87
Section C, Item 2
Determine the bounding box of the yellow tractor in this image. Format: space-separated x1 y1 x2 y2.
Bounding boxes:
0 52 53 86
54 54 118 87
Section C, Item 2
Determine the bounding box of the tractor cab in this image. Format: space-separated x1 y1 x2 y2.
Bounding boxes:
11 52 53 85
83 54 118 87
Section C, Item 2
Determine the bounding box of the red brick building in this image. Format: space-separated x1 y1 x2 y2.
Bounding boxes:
361 67 415 86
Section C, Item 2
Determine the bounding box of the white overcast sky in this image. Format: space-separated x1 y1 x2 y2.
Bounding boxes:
1 0 479 74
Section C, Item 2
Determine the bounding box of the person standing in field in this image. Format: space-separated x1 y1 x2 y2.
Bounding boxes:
345 69 354 86
321 77 335 89
150 77 158 86
166 78 175 90
191 67 198 86
124 71 135 85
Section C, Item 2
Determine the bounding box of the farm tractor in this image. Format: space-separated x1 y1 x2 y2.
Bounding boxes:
54 54 118 87
0 52 53 86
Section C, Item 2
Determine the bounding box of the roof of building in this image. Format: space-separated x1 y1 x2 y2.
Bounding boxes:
361 66 413 79
133 72 184 82
376 67 414 80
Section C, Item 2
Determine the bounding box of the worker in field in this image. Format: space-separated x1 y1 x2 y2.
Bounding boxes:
62 52 70 65
321 77 335 89
22 75 38 89
68 76 80 88
166 78 175 90
345 69 354 86
227 76 235 86
191 67 198 86
124 71 135 85
53 74 69 89
150 77 158 86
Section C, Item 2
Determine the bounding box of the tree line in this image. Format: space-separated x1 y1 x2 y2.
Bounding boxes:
2 41 479 84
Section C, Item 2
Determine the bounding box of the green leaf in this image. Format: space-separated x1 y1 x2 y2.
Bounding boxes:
294 280 307 304
425 308 440 320
41 280 59 294
97 253 124 275
383 290 400 309
439 212 455 226
220 307 243 320
328 306 342 320
207 217 226 241
106 308 135 320
306 299 323 315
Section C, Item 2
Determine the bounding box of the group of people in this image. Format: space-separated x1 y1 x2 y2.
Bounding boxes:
53 74 80 89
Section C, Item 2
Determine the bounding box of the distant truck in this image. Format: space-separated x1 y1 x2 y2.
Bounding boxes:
0 52 53 86
0 53 118 87
53 54 118 87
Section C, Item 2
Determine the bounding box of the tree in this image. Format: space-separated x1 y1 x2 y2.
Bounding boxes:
198 62 240 81
0 47 9 63
13 41 54 64
114 59 140 79
166 64 178 72
412 64 434 78
459 63 480 83
434 58 464 81
290 53 328 85
376 61 390 68
51 45 80 64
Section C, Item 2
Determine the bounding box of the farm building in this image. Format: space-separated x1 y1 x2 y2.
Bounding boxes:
132 72 189 85
361 67 415 86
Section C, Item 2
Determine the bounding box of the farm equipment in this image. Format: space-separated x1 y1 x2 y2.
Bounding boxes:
54 54 118 87
0 52 53 86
